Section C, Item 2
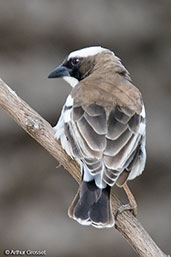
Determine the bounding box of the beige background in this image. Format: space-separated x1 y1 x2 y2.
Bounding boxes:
0 0 170 256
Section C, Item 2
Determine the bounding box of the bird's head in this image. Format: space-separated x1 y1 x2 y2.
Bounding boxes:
48 46 118 87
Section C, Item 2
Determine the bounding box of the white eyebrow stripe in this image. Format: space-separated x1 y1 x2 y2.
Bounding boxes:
68 46 106 59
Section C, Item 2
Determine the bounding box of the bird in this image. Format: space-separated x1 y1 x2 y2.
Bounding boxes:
48 46 146 228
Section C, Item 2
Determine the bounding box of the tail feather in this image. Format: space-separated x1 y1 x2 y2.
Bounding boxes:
68 180 114 228
68 189 80 219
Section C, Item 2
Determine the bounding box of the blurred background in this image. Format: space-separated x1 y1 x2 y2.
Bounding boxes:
0 0 170 256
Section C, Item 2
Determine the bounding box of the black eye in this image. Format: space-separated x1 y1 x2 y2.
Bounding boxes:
71 57 80 66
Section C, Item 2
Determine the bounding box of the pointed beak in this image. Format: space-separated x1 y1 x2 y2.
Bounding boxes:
48 65 71 79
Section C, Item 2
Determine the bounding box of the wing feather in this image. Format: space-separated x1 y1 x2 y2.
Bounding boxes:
107 110 128 140
84 112 107 134
72 106 84 121
62 100 146 188
77 116 106 151
104 129 133 156
114 106 132 124
82 104 105 116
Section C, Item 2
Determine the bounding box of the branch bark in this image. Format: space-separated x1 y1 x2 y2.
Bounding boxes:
0 78 169 257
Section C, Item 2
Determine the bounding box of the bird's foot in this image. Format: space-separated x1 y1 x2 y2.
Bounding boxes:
115 200 137 220
115 183 137 220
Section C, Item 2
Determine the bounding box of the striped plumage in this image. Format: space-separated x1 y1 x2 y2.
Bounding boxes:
49 46 146 228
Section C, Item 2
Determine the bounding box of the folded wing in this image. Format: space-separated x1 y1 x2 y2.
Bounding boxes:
64 103 146 188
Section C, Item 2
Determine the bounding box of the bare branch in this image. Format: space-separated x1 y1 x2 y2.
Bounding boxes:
0 78 169 257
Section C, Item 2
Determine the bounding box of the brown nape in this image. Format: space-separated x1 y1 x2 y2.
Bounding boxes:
79 50 130 82
93 50 131 80
72 83 142 115
71 51 143 114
